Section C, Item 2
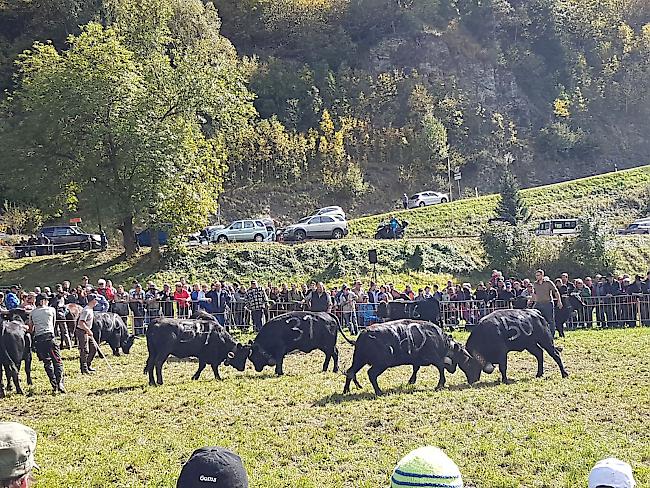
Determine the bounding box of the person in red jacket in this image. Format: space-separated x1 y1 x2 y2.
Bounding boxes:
173 283 191 318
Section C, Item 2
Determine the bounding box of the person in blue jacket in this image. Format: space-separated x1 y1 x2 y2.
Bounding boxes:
4 286 20 310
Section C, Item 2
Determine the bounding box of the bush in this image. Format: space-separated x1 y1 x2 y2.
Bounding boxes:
480 222 532 275
557 218 613 276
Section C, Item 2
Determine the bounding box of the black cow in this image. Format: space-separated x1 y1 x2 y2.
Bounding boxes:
92 312 135 356
0 311 33 397
376 300 440 323
555 294 586 336
465 309 569 384
144 312 239 386
343 319 481 395
227 311 350 375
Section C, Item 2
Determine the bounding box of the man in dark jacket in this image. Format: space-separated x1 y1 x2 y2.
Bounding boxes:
206 282 231 326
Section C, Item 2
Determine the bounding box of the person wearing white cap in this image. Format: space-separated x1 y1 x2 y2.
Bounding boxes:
588 458 636 488
0 422 38 487
390 446 463 488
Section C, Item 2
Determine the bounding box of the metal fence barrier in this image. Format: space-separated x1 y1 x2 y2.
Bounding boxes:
439 294 650 330
53 294 650 337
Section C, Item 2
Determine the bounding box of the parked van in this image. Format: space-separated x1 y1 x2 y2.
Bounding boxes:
535 219 580 236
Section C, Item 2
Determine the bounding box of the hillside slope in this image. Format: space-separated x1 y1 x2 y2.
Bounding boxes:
348 165 650 237
2 167 649 289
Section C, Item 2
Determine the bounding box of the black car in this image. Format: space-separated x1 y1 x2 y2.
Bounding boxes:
39 226 104 252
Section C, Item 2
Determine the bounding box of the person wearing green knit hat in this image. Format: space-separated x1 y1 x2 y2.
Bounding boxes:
390 446 463 488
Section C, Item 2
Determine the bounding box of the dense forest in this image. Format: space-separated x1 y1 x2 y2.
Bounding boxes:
1 0 649 229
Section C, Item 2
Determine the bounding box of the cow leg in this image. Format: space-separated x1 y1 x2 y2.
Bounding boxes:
0 371 4 398
542 343 569 378
322 352 331 373
192 360 207 380
275 356 285 376
10 366 22 395
526 345 545 377
145 354 156 386
155 355 169 385
4 366 12 391
24 352 32 386
408 365 420 385
499 353 514 384
210 363 222 381
332 346 340 373
343 362 364 394
368 365 387 396
434 364 446 390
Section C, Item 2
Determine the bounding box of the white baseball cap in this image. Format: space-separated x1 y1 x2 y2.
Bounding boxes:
588 458 636 488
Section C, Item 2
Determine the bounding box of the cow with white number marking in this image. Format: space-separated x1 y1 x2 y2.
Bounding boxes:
226 312 353 375
465 309 569 384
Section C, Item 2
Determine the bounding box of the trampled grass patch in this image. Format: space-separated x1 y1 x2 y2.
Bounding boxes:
2 328 648 487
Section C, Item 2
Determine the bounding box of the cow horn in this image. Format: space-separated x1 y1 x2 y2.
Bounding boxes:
443 356 453 366
227 351 235 359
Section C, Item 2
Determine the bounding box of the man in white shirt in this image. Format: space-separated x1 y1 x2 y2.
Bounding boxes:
76 294 98 375
28 294 65 393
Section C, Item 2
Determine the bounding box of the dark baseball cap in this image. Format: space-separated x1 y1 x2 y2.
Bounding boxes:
35 293 49 303
86 293 98 302
176 447 248 488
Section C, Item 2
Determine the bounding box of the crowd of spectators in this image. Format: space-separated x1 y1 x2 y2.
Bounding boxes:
2 269 649 336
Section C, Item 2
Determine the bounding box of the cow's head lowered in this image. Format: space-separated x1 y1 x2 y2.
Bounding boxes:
225 341 276 372
447 339 482 385
121 334 136 354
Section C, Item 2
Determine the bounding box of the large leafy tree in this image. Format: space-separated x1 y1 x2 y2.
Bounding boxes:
1 0 254 257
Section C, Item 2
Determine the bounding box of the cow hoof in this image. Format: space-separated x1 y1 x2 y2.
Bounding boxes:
0 390 4 399
16 389 24 395
373 390 384 396
148 382 156 387
434 385 445 391
191 376 198 381
562 372 569 378
536 373 543 378
502 379 515 385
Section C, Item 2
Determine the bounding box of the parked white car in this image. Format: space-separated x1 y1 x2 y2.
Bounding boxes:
282 215 348 241
212 220 273 243
312 206 346 219
535 219 580 236
407 191 449 208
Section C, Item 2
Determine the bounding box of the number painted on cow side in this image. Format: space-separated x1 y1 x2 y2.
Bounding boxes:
502 319 534 341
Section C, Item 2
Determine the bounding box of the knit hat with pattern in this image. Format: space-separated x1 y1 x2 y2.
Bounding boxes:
390 446 463 488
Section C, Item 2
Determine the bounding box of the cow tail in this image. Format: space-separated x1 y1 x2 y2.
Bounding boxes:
331 313 356 346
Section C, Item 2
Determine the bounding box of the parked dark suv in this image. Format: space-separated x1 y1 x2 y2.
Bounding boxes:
39 226 103 252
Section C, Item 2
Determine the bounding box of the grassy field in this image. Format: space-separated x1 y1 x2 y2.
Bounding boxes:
1 328 648 487
348 165 650 238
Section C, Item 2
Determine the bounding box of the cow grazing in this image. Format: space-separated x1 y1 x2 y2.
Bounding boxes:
144 312 239 386
227 312 351 375
0 310 33 397
465 309 569 384
343 319 481 396
92 312 135 356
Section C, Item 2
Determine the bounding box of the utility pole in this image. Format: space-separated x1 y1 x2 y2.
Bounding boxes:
447 154 452 201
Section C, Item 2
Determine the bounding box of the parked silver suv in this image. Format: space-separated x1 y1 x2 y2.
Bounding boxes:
211 220 272 243
282 215 348 241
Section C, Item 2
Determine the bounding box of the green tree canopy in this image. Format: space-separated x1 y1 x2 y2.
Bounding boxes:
494 165 531 225
1 0 254 256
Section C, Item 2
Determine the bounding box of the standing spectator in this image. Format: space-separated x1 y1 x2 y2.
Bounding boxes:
377 285 389 303
367 282 380 303
403 284 415 300
306 282 332 312
620 277 636 327
0 422 38 488
602 273 622 327
157 284 174 318
389 215 399 239
22 292 36 312
80 276 89 289
97 279 114 302
190 284 204 315
77 294 98 374
174 283 191 318
232 284 248 327
113 285 130 323
352 281 367 303
531 269 563 337
92 290 110 312
338 285 358 334
130 283 146 335
28 294 66 394
207 282 230 327
245 281 268 332
574 278 592 327
145 282 160 326
559 272 575 294
287 283 304 311
402 193 408 209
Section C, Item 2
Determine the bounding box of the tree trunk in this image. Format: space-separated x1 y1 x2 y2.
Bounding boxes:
150 228 161 263
120 216 137 257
